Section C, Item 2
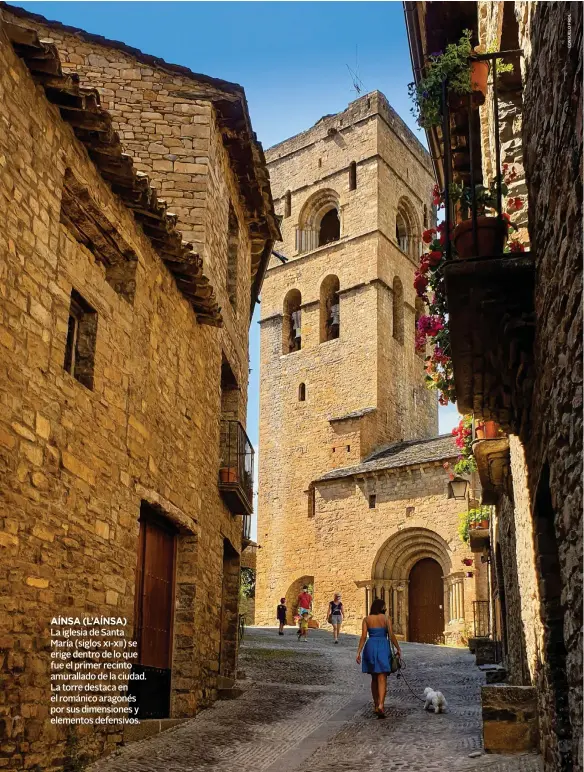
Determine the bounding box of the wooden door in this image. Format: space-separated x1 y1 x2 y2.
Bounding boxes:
132 507 177 718
408 558 444 644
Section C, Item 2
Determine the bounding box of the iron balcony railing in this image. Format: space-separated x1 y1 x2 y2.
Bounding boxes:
219 419 254 516
473 599 491 638
440 48 525 261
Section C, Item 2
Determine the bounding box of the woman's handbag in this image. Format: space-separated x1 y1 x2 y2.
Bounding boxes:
389 639 399 673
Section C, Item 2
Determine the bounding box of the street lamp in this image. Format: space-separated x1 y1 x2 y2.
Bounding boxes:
449 476 469 500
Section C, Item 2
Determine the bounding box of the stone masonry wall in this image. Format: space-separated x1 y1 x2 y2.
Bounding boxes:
0 26 250 771
521 3 582 769
478 3 582 770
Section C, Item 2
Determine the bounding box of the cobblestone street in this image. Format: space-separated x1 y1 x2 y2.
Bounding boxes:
88 628 543 772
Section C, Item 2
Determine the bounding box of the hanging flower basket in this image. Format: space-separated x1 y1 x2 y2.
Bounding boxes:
453 215 508 258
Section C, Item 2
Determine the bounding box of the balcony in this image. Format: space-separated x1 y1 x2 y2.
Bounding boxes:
445 254 535 432
438 49 535 434
219 420 254 516
472 433 512 505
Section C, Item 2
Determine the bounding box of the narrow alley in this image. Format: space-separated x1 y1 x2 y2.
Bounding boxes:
88 629 542 772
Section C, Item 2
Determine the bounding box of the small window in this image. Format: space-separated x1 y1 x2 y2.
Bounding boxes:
284 191 291 218
423 205 428 228
64 289 97 390
406 506 415 517
226 203 239 310
368 495 377 509
307 487 315 518
332 447 336 453
298 383 306 401
346 445 351 452
318 158 322 168
349 161 357 191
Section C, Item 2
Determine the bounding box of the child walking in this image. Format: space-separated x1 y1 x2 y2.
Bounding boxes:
297 610 310 641
277 597 287 635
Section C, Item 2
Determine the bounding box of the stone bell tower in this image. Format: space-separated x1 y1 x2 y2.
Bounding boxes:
255 92 438 624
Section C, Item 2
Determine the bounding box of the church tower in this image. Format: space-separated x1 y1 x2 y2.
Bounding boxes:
256 92 439 625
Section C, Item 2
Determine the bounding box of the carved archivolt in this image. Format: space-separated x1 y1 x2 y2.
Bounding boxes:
372 527 452 580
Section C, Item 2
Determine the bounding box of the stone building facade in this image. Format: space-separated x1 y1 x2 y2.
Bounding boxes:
256 92 487 641
0 7 277 770
405 2 582 770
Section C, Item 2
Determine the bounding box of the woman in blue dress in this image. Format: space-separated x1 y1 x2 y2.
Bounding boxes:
356 598 402 718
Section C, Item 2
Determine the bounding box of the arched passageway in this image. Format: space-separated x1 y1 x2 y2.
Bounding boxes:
284 575 314 625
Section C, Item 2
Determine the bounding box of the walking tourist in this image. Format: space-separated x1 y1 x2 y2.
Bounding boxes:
276 597 287 635
356 598 402 719
328 592 344 643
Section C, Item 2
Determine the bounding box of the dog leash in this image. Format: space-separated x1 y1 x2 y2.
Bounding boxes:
394 657 426 703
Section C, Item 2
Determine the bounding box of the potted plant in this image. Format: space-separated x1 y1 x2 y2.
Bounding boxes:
468 506 491 530
408 30 489 129
483 420 499 439
448 166 524 258
219 467 238 483
462 557 473 566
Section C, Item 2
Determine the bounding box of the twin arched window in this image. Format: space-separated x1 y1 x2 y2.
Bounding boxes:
395 198 420 259
296 189 340 253
320 275 340 342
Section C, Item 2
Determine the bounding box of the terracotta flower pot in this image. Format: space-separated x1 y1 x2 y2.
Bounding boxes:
453 216 507 258
219 467 237 483
470 59 489 104
478 519 489 529
484 420 499 439
475 421 485 439
448 60 490 110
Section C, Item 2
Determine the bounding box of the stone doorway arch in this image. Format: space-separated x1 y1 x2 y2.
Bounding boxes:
370 528 452 640
284 575 314 625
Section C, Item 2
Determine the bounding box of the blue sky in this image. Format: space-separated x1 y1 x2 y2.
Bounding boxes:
15 0 460 458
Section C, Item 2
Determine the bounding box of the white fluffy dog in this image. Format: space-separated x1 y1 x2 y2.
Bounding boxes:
423 687 448 714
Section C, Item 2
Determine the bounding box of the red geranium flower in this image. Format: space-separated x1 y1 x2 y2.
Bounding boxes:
509 240 525 253
422 228 437 244
427 250 442 267
414 273 428 295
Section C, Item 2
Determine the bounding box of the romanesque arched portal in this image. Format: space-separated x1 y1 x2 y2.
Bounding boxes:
370 528 452 641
